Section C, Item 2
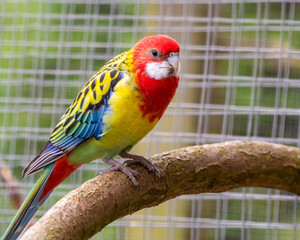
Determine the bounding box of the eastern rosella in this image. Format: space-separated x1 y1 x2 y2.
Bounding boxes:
2 35 180 240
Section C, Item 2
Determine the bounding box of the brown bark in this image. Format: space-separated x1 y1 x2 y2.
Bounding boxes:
20 141 300 240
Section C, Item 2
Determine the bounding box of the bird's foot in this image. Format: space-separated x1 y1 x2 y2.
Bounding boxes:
119 152 161 179
97 158 140 189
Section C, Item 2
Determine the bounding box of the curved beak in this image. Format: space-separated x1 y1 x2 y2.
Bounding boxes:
167 53 180 76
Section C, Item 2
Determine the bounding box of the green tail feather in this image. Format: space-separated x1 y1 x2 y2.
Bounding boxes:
1 163 54 240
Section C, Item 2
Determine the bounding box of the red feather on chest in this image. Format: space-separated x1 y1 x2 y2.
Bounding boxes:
130 35 180 123
135 71 179 122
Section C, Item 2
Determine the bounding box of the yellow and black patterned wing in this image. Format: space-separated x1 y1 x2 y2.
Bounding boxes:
23 53 128 176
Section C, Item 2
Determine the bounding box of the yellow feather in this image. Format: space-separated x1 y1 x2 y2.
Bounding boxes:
69 73 158 164
51 49 140 163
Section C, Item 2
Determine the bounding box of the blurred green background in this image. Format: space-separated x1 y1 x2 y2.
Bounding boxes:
1 1 300 239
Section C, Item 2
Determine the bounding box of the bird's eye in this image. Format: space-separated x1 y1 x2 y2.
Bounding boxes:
169 52 177 57
150 49 160 58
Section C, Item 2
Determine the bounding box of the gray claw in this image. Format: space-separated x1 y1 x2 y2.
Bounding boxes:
98 158 140 189
120 152 161 179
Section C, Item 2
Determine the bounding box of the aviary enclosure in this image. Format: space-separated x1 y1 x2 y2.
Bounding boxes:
0 1 300 239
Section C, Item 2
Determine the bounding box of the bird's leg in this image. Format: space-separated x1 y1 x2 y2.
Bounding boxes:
97 158 140 189
119 152 161 178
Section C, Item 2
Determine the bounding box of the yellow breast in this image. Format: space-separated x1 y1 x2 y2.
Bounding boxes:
69 74 158 164
98 74 158 157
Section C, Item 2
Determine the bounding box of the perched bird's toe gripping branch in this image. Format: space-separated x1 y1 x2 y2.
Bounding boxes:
98 152 162 189
120 152 162 179
2 35 180 240
98 158 141 189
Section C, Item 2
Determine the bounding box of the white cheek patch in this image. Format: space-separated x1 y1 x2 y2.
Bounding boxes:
145 61 171 80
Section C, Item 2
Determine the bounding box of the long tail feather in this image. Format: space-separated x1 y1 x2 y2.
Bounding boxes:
2 154 81 240
1 163 55 240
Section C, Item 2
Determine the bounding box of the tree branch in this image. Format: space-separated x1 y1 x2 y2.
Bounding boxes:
20 141 300 240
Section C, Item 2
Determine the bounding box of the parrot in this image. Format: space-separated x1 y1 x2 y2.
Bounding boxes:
2 35 180 240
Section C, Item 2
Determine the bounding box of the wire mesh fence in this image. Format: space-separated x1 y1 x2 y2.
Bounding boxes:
0 0 300 239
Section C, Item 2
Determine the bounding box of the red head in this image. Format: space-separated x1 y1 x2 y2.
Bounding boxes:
132 35 180 81
131 35 180 122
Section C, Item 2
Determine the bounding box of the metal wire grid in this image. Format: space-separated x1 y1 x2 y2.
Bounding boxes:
0 1 300 239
